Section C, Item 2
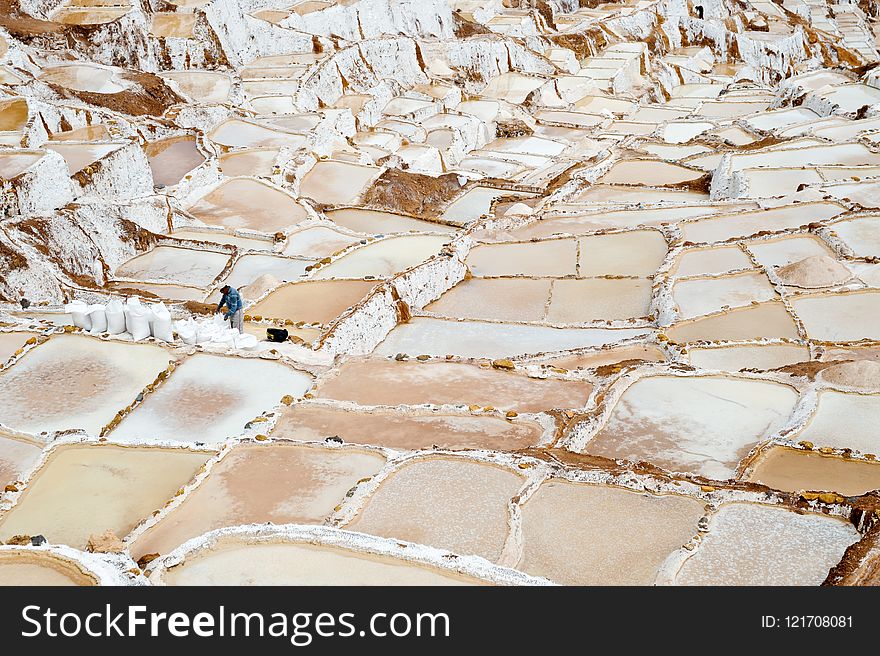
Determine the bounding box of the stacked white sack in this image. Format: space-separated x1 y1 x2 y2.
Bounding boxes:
174 315 258 350
65 298 175 342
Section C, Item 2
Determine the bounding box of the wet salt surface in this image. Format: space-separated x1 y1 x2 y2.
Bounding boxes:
345 458 523 562
746 447 880 496
111 354 313 443
132 444 385 558
0 444 210 548
795 390 880 455
673 503 859 585
0 551 96 586
0 434 42 487
585 375 799 479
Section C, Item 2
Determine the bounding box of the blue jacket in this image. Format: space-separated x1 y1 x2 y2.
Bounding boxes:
217 286 243 319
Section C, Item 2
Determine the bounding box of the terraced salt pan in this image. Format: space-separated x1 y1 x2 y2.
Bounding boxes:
546 279 653 322
672 503 859 585
599 159 706 186
0 332 37 363
160 540 483 586
171 230 272 251
585 375 799 479
746 234 835 268
345 458 523 561
40 63 129 93
107 281 206 302
0 551 96 586
316 359 590 412
299 161 381 205
132 444 385 558
326 208 459 234
673 271 778 319
832 216 880 257
517 206 719 236
312 235 447 279
572 184 708 204
746 447 880 496
577 231 667 276
376 318 648 359
0 434 42 487
282 227 361 258
0 336 171 435
466 241 577 277
207 119 306 149
518 481 704 585
791 292 880 341
427 278 551 322
161 71 231 103
248 280 376 324
667 302 800 343
145 136 205 187
689 344 810 371
441 187 535 226
218 148 279 177
115 246 229 287
795 390 880 455
44 142 124 175
672 246 753 277
188 178 307 232
541 344 666 370
0 150 44 178
112 354 312 444
219 254 312 290
681 203 845 243
0 444 210 549
272 404 544 451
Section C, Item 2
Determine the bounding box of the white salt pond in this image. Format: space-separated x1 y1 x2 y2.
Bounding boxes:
0 551 97 586
795 390 880 455
791 292 880 341
188 178 307 232
115 246 230 287
313 236 447 279
111 354 312 443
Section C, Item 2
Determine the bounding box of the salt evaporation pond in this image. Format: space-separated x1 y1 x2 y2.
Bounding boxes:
159 539 484 586
188 178 307 232
0 332 37 363
0 336 171 435
312 235 447 279
666 302 800 343
247 280 376 324
111 354 312 444
115 245 230 287
0 444 210 548
145 136 205 187
0 551 97 586
791 292 880 341
672 503 859 585
345 457 523 562
282 227 361 258
315 359 591 412
585 375 799 479
132 443 385 558
673 271 778 319
220 254 313 290
794 390 880 454
689 344 810 371
299 161 381 205
272 404 544 451
327 208 458 234
375 318 649 358
518 481 704 585
746 447 880 496
0 434 42 488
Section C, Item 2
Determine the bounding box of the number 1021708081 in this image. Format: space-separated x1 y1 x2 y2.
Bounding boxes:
761 616 853 629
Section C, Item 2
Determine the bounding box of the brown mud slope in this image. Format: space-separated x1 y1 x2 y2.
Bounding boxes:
824 505 880 585
46 72 184 118
0 0 63 36
361 169 464 218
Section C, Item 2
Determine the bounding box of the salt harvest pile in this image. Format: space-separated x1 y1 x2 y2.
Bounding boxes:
1 0 880 587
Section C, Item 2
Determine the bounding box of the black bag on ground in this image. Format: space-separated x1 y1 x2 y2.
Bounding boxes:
266 328 289 343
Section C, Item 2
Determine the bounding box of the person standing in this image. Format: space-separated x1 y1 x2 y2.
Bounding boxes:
216 284 244 333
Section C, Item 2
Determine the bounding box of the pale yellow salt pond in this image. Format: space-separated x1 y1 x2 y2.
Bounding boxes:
791 291 880 341
299 161 382 205
746 447 880 496
345 457 523 561
171 229 273 251
282 226 361 258
578 230 667 276
0 97 28 131
149 12 197 38
0 335 171 435
159 539 485 586
131 443 385 558
115 245 230 287
795 390 880 455
688 344 810 371
161 71 232 103
667 302 800 343
0 434 42 488
427 278 550 322
673 271 778 319
312 235 447 279
0 551 97 586
218 148 279 177
315 359 591 413
672 503 859 585
832 215 880 258
672 246 753 277
0 444 210 548
585 375 799 479
272 404 544 451
326 208 458 234
546 278 653 323
188 178 307 232
518 481 704 585
467 240 577 277
247 279 376 324
145 136 205 187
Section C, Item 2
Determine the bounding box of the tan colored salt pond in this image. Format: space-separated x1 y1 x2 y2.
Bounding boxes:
578 231 667 276
299 161 381 205
746 447 880 496
272 404 544 451
345 457 523 561
161 71 231 103
518 481 703 585
207 119 306 149
0 335 171 435
746 234 835 268
149 12 196 38
44 142 125 175
171 230 272 251
795 390 880 455
599 159 706 187
327 208 458 234
427 278 551 322
689 344 810 371
160 540 483 586
49 124 111 142
667 302 800 343
467 240 577 277
585 375 799 479
672 246 753 277
0 551 97 586
541 344 665 370
132 443 385 558
681 202 845 243
316 359 591 412
313 235 447 279
547 278 653 322
673 271 778 319
0 331 37 363
791 291 880 341
673 503 859 585
188 178 307 232
0 434 42 487
145 136 205 187
282 226 360 258
111 354 313 444
248 279 376 324
115 245 229 287
0 97 27 131
218 148 279 177
40 63 129 94
0 150 44 178
0 444 210 548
